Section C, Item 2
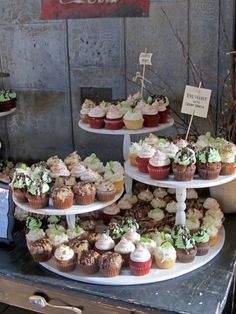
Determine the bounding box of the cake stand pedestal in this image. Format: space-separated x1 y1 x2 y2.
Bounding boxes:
125 161 236 224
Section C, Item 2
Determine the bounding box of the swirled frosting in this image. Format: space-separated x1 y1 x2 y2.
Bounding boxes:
174 147 196 166
122 228 140 243
124 109 143 121
88 106 105 118
95 234 115 250
137 145 155 158
149 150 170 167
114 238 135 254
54 244 74 261
106 105 123 119
148 208 165 221
155 242 176 262
130 246 151 262
192 228 209 244
197 146 221 163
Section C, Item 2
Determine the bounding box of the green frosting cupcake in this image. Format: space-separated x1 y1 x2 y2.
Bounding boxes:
171 224 190 240
193 228 209 244
174 147 196 166
175 232 195 250
197 146 221 164
0 90 16 102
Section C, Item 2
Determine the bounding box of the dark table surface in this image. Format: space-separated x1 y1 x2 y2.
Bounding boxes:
0 215 236 314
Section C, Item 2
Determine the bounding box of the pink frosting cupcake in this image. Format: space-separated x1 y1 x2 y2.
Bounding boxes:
136 145 156 173
104 105 124 130
148 150 171 179
142 103 160 127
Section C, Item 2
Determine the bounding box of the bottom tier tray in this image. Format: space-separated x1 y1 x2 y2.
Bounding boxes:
40 228 225 286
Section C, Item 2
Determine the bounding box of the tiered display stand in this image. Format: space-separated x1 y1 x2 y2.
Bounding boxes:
0 108 16 118
13 116 236 285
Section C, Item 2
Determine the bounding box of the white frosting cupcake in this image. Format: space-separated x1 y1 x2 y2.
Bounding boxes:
137 145 156 159
151 198 167 209
114 238 135 254
54 244 74 261
154 243 176 262
148 208 165 221
95 234 115 251
139 237 156 255
26 229 45 242
102 203 120 215
122 228 141 244
130 246 151 262
186 189 198 199
166 201 177 213
153 187 168 199
138 189 153 202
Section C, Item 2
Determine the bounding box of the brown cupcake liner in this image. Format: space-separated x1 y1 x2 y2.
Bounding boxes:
172 164 196 181
100 266 121 277
74 193 96 205
52 196 74 209
54 255 77 273
220 162 236 175
196 242 210 256
27 193 49 209
30 251 52 263
0 100 13 112
78 263 99 274
13 189 28 203
96 190 116 202
176 248 197 263
197 162 221 180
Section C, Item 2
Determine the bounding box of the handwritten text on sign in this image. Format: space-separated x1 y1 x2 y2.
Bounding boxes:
41 0 150 19
181 85 212 118
139 52 153 65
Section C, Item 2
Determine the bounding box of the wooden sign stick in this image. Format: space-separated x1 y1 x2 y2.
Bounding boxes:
185 81 202 140
140 48 147 98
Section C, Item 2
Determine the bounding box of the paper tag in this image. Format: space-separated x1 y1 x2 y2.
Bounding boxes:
139 52 153 65
181 85 211 118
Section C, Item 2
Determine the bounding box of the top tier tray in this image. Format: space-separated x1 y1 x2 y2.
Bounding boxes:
13 188 123 216
0 108 16 118
125 161 236 189
78 116 174 135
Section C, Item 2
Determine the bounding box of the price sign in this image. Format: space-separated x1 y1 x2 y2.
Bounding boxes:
0 183 15 244
139 52 153 65
181 85 212 118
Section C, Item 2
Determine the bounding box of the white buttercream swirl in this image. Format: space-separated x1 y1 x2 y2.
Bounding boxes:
149 150 170 167
122 228 141 243
130 246 151 262
114 238 135 254
95 234 115 250
137 145 155 158
54 244 74 261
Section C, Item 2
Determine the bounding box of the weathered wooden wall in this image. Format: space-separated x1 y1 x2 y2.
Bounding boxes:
0 0 235 162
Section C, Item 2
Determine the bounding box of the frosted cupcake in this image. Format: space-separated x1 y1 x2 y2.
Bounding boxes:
139 236 157 255
136 144 156 173
155 95 170 123
104 161 124 193
123 109 144 130
83 153 104 174
70 163 87 178
96 180 116 202
153 187 168 199
50 161 70 178
54 244 76 273
148 208 165 222
128 140 145 167
148 150 171 180
219 143 236 175
172 147 196 181
80 169 102 183
114 238 135 266
142 103 160 127
154 241 176 269
101 203 120 225
88 106 105 129
104 105 124 130
129 246 152 276
122 228 141 244
64 151 81 170
95 234 115 255
192 228 210 256
197 146 221 180
144 133 158 145
137 189 153 202
166 201 177 214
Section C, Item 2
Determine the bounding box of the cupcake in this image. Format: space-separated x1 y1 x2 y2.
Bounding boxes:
142 103 160 127
54 244 76 273
155 95 170 123
46 155 61 168
144 133 158 145
88 106 105 129
46 225 69 249
99 101 112 113
148 150 171 180
122 228 141 244
186 217 200 234
148 208 165 222
83 153 104 174
172 147 196 181
123 109 144 130
66 225 85 240
104 161 124 193
192 228 210 256
219 144 236 175
69 238 89 259
99 252 123 277
64 151 81 170
186 189 198 200
11 166 31 202
80 169 102 183
80 99 96 123
26 179 50 209
197 146 222 179
136 145 156 173
105 222 123 243
165 201 177 214
0 89 16 112
202 225 218 247
139 236 156 255
50 161 70 178
78 250 100 274
95 234 115 255
161 142 179 160
101 203 120 225
128 141 145 167
174 231 197 263
129 246 152 276
73 182 96 205
70 163 87 178
153 187 168 199
117 198 133 216
138 189 153 202
104 105 124 130
154 241 176 269
96 180 116 202
51 186 74 209
114 238 135 266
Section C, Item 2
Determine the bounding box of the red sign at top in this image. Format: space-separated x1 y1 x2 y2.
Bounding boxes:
41 0 150 19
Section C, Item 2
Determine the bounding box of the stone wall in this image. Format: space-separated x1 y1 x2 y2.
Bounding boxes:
0 0 234 162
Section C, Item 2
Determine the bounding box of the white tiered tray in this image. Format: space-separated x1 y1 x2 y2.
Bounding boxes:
78 117 174 135
0 108 16 117
13 188 124 216
125 161 236 189
40 227 224 286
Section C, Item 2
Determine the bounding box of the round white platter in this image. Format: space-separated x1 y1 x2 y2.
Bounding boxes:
125 161 236 189
40 227 225 286
13 188 123 216
0 108 16 117
78 117 174 135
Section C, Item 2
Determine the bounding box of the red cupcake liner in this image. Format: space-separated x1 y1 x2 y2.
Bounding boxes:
89 117 105 129
104 118 124 130
148 164 170 180
143 114 160 127
159 110 169 123
129 258 152 276
136 157 150 173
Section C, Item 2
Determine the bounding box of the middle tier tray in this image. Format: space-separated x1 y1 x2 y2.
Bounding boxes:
125 161 236 189
13 188 123 216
